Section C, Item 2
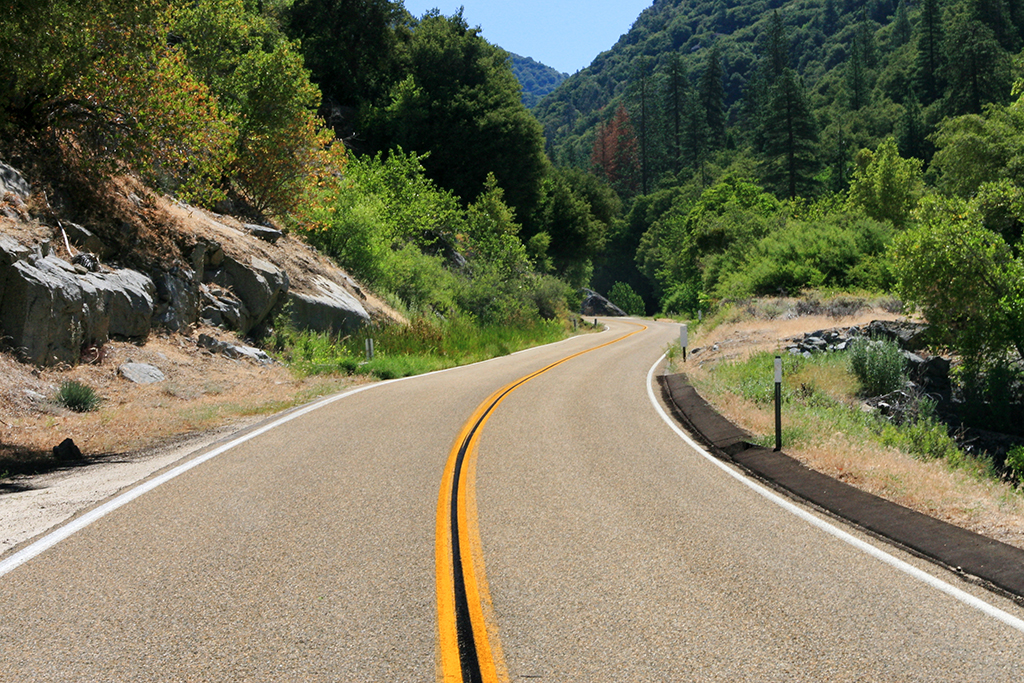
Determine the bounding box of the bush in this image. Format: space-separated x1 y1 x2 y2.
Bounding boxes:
608 281 645 316
848 336 907 396
1005 445 1024 484
56 380 101 412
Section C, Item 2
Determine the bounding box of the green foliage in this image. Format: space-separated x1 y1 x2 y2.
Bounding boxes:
0 0 235 201
510 54 569 109
714 213 893 298
890 193 1024 364
608 282 646 316
274 311 567 379
848 336 907 397
172 0 327 214
56 380 101 413
847 137 922 228
930 96 1024 198
365 10 549 226
1006 445 1024 483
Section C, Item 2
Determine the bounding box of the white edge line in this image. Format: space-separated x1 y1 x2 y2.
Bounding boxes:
645 353 1024 634
0 327 606 579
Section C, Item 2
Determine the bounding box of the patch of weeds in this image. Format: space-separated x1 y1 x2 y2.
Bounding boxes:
848 336 907 397
823 295 867 319
55 380 101 412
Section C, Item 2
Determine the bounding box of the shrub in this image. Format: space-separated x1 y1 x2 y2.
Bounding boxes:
56 380 101 412
848 336 907 396
1006 445 1024 484
608 281 645 316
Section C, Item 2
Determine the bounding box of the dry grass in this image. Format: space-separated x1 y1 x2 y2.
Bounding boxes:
682 306 1024 550
0 328 361 474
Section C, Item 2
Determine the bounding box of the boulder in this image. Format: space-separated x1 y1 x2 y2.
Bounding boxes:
579 288 627 317
119 362 165 384
287 274 370 335
244 223 283 244
0 162 30 199
153 267 199 332
208 254 288 334
0 238 155 365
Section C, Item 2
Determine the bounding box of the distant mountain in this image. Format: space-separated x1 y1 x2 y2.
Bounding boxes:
509 54 570 109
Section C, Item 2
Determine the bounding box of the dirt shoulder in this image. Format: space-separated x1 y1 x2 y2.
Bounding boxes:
0 329 366 556
679 307 1024 551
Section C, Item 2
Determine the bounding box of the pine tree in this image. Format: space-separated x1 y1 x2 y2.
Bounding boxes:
846 27 869 110
699 44 727 149
664 54 689 176
765 11 790 81
760 69 820 199
896 91 927 160
591 105 640 196
892 0 912 46
915 0 946 105
943 8 1011 115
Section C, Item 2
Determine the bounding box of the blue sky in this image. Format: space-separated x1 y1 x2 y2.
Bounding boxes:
401 1 654 74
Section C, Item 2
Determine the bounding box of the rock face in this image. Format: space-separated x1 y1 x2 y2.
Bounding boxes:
580 288 627 317
288 274 370 334
0 236 155 365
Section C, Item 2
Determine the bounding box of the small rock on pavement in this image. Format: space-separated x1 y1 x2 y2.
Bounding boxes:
53 437 83 462
119 362 166 384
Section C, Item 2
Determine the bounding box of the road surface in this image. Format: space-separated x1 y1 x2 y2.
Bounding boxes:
2 319 1023 681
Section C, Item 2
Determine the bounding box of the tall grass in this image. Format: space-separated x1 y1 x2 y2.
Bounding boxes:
272 312 569 380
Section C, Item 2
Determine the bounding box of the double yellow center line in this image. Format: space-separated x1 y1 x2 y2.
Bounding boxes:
435 322 647 682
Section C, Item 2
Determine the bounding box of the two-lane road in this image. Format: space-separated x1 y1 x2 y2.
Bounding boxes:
2 319 1023 681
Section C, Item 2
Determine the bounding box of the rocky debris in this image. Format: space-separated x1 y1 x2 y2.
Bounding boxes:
62 222 112 259
244 223 283 244
580 288 626 317
52 437 83 462
199 283 248 330
197 333 272 364
288 274 370 334
785 320 930 356
0 235 156 365
118 362 166 384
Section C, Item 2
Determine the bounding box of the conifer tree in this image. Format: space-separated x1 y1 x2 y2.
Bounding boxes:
699 44 727 148
943 8 1011 115
760 69 820 199
897 91 927 160
664 54 689 176
892 0 912 46
915 0 946 105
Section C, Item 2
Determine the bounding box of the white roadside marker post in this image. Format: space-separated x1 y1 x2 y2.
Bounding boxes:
680 323 688 363
365 338 374 361
774 355 783 451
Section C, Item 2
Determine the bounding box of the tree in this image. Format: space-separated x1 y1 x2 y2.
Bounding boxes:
173 0 327 214
699 44 727 148
891 194 1024 365
284 0 407 136
368 10 548 227
0 0 237 203
759 69 820 199
942 8 1012 116
846 24 870 110
896 91 927 160
591 105 640 197
914 0 946 105
663 54 689 176
609 282 646 316
536 167 613 287
891 0 912 46
848 137 923 227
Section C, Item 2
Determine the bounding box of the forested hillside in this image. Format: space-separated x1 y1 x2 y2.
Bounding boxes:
510 54 570 109
8 0 1024 432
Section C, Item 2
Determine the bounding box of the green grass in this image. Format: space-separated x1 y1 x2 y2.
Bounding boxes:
55 380 101 412
689 349 985 475
273 313 571 380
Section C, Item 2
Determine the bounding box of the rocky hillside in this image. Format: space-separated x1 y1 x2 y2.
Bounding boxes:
0 160 401 369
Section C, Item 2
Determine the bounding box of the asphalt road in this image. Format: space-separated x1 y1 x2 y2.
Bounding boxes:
2 319 1024 681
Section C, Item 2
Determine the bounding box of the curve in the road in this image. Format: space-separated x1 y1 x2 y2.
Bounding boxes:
436 322 647 683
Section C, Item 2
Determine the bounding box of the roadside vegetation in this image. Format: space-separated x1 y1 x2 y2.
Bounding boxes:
674 299 1024 548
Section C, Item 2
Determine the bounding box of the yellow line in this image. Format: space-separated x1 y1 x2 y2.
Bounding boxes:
436 321 647 682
